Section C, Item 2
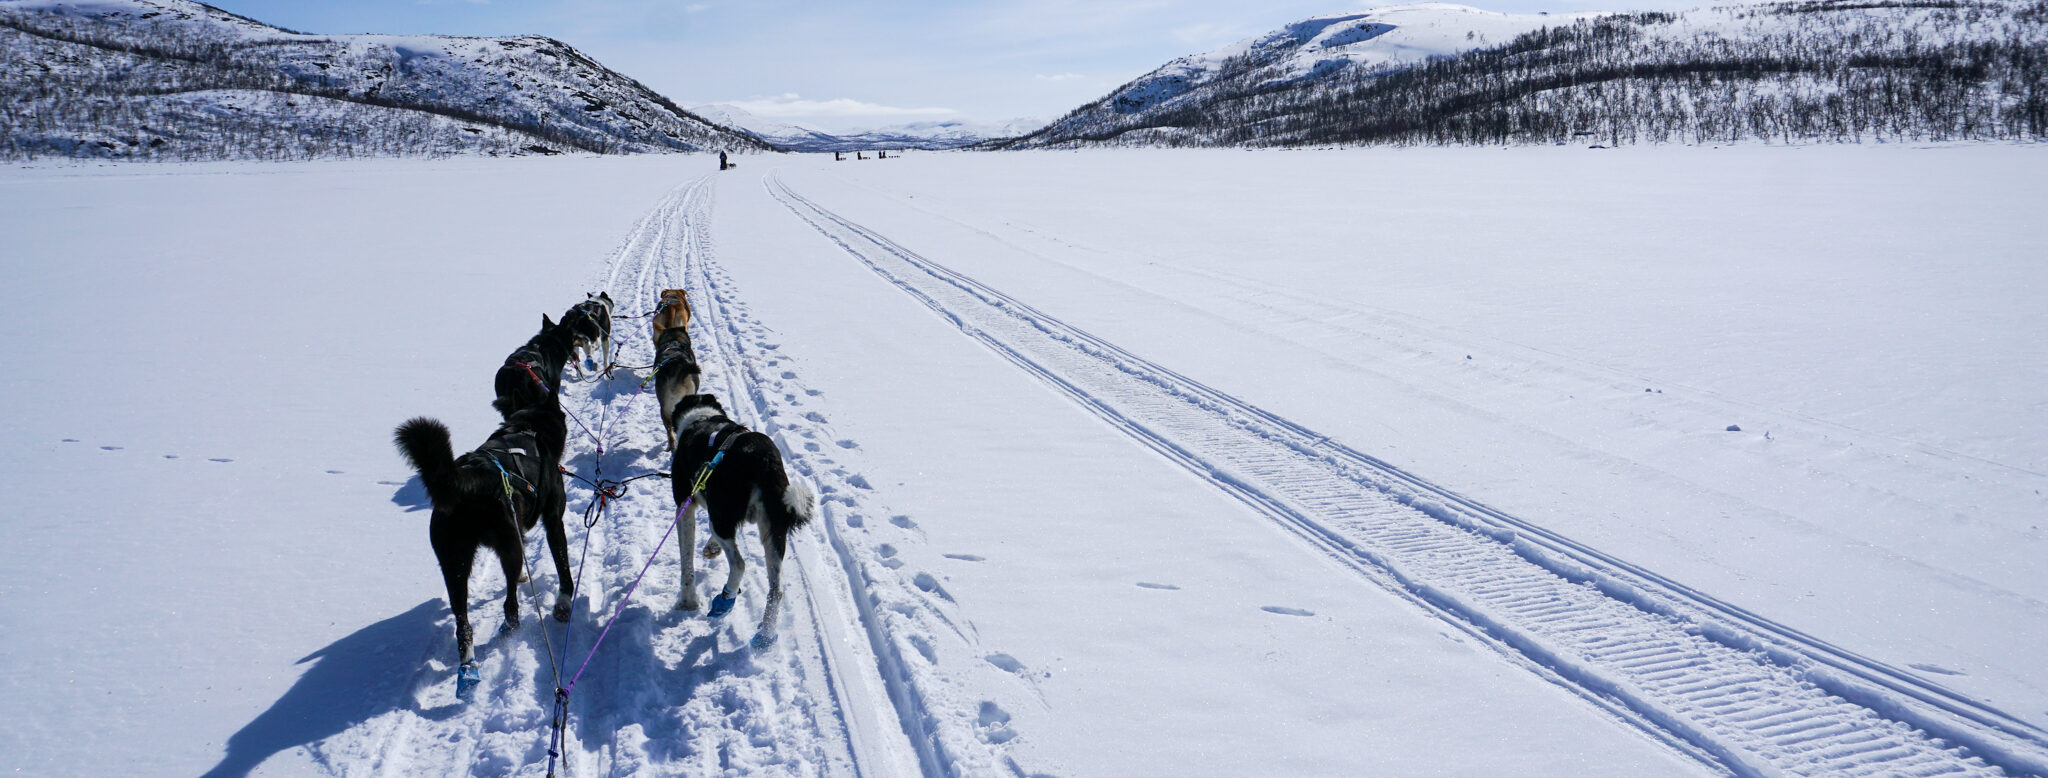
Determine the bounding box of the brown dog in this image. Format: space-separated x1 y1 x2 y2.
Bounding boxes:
651 288 692 339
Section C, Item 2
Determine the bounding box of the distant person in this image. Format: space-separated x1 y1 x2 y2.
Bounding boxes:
718 150 728 170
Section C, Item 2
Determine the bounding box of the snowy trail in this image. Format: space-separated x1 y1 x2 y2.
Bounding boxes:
685 178 1047 776
301 174 942 777
765 170 2048 778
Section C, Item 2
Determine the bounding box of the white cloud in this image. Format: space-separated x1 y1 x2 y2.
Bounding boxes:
728 93 957 121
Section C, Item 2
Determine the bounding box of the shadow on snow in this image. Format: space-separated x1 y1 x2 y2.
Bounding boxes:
199 600 446 778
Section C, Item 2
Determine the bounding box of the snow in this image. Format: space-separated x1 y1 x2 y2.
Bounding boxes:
3 144 2045 776
690 104 1043 151
1109 3 1605 113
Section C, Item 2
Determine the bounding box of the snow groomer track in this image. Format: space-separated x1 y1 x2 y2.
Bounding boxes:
767 171 2048 778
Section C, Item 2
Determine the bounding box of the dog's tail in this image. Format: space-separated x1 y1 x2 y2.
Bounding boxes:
772 474 817 532
394 417 461 507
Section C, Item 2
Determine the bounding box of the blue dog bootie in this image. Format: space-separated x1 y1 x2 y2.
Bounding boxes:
455 661 481 700
707 592 738 618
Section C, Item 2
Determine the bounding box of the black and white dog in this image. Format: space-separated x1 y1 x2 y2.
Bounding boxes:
492 315 576 419
393 400 573 696
558 292 614 379
652 326 702 452
668 394 815 647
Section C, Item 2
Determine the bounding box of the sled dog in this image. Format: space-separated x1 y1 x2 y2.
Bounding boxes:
393 399 573 694
653 326 703 452
492 314 576 419
559 292 614 378
650 288 692 340
668 394 816 647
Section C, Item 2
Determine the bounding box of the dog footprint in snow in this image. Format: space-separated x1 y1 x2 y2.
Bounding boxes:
835 439 859 450
976 702 1018 744
208 458 234 463
1261 606 1315 617
61 438 79 443
890 515 916 529
943 553 985 562
1136 582 1180 591
100 445 123 451
876 543 903 569
911 572 954 602
325 470 344 475
985 653 1026 674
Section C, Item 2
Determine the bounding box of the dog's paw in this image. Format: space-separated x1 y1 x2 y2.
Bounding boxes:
519 571 531 583
750 631 777 649
456 662 481 700
675 596 700 612
500 616 521 633
552 603 572 622
707 592 738 618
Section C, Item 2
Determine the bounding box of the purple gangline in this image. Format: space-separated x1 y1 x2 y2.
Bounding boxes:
565 497 691 694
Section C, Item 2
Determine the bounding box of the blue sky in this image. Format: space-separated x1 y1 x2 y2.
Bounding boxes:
207 0 1648 131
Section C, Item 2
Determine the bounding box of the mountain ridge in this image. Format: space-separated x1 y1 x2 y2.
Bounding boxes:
996 0 2048 148
0 0 771 160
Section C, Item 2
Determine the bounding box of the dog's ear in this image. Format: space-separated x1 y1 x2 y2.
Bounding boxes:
542 313 555 330
600 292 613 304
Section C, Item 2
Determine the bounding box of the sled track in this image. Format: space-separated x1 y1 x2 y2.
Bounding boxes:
767 172 2048 778
683 179 1018 778
557 171 908 777
338 174 929 778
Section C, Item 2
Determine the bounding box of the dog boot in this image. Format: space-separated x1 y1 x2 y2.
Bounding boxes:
707 592 738 618
456 661 481 700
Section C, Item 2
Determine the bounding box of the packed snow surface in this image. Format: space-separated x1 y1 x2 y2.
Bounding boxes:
3 144 2045 776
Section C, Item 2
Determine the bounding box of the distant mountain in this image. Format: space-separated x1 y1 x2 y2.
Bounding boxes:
995 0 2048 148
693 103 1042 151
0 0 771 160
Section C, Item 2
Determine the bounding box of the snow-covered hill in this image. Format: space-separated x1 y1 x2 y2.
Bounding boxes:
0 0 770 160
998 4 1590 148
694 103 1041 152
1000 0 2048 148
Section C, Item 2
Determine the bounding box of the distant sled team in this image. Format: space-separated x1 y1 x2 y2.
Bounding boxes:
392 287 813 699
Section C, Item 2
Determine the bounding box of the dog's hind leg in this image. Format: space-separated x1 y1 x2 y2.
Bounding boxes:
752 527 789 648
496 538 524 634
658 387 680 452
674 501 700 611
432 528 478 666
707 531 744 617
543 490 574 622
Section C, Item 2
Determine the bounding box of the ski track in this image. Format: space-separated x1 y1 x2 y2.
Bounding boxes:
765 170 2048 778
302 173 1013 777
